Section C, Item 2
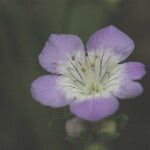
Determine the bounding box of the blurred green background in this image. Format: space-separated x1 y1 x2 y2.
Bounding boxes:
0 0 150 150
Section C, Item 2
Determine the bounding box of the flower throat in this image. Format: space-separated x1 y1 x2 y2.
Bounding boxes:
57 51 121 99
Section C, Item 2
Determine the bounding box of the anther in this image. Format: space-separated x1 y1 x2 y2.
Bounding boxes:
90 63 95 68
81 67 86 72
95 55 98 59
85 52 88 57
71 55 75 61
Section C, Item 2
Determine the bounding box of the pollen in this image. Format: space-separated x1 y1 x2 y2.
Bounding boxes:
90 62 95 68
81 67 86 72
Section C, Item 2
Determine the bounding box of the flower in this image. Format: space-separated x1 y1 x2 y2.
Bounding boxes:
31 25 145 121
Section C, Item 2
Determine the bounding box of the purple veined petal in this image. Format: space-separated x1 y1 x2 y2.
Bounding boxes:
122 61 146 80
69 96 119 121
31 75 73 107
39 34 84 73
113 80 143 99
86 25 135 62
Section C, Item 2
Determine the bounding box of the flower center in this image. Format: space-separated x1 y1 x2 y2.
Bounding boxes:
57 51 122 100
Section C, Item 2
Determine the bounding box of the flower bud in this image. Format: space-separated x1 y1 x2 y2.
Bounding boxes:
99 120 117 135
65 117 85 137
85 143 107 150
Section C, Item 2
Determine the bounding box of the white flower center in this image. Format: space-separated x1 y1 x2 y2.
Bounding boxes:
57 50 123 100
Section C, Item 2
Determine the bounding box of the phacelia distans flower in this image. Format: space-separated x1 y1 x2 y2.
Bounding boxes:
31 25 145 121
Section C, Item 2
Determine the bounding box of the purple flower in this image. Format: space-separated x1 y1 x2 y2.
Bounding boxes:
31 25 145 121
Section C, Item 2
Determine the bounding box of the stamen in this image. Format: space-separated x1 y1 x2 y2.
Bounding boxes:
58 51 121 99
71 55 75 61
81 67 86 72
99 50 104 77
66 68 85 86
95 55 98 59
90 62 95 68
65 56 84 81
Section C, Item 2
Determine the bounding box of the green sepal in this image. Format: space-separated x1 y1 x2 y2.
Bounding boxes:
114 114 128 131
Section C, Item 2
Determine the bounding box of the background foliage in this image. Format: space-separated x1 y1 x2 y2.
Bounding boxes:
0 0 150 150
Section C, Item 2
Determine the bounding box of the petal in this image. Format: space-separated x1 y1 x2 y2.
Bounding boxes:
113 80 143 99
122 62 146 80
86 25 135 62
39 34 84 73
31 75 73 107
70 96 119 121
